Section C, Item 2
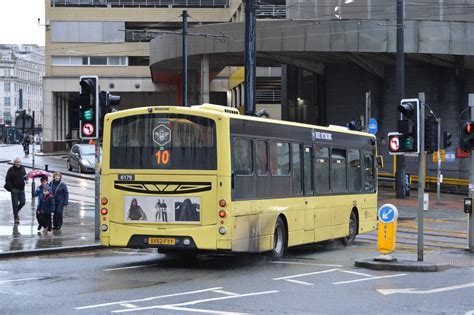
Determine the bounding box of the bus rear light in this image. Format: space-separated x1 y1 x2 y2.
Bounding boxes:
100 208 108 215
101 224 108 232
101 197 108 205
218 210 226 218
219 199 226 207
218 227 226 235
183 238 191 246
102 217 107 221
220 220 224 225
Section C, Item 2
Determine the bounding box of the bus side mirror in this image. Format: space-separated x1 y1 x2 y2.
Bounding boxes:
376 156 384 169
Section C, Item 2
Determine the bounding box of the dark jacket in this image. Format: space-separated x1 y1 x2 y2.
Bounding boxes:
50 180 68 205
6 165 27 190
37 190 55 215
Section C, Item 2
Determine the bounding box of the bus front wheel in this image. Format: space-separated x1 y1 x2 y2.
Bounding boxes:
270 217 287 260
342 211 358 246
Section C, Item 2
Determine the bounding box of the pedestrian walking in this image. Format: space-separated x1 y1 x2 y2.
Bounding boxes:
36 181 55 235
35 176 51 232
50 172 68 230
4 158 27 224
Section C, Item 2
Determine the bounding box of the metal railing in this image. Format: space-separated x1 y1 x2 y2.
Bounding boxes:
256 90 281 104
51 0 229 8
256 5 286 19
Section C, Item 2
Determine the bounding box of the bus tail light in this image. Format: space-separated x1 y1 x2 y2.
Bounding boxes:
101 224 108 232
219 199 226 207
101 197 108 205
101 208 108 215
218 210 226 218
219 227 226 235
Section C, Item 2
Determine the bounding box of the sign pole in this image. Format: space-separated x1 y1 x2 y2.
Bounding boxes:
417 92 425 261
31 111 36 199
436 118 441 204
468 94 474 252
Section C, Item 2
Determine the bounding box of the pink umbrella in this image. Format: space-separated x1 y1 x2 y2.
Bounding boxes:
27 169 50 179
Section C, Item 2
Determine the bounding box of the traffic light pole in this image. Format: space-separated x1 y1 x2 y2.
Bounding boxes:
417 92 426 261
95 140 100 240
469 95 474 252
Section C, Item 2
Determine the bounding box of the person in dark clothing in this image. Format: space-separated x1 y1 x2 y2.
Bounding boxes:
127 198 147 221
36 186 55 235
50 172 68 230
177 198 199 222
35 177 50 231
5 158 27 224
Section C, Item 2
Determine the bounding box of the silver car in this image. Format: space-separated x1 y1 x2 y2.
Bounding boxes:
67 144 100 173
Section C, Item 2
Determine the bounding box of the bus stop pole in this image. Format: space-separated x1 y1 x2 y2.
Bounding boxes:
436 118 441 204
417 92 425 261
31 111 36 199
468 94 474 252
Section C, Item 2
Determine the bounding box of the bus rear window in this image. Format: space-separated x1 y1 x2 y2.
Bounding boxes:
110 114 216 170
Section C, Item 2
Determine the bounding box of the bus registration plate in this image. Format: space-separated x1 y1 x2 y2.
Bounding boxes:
148 237 176 245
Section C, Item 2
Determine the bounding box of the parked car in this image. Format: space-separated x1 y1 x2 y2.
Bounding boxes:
67 144 101 173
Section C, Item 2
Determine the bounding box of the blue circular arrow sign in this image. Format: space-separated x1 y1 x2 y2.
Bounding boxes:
368 118 378 135
378 204 398 224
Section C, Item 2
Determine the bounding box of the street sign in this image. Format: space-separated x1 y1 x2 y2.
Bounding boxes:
82 123 95 137
445 151 455 162
432 149 446 163
377 203 399 256
389 134 399 151
368 118 378 135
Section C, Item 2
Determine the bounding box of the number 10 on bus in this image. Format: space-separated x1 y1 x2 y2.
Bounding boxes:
155 150 170 165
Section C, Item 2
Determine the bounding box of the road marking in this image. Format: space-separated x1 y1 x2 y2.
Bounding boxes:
0 277 44 284
112 290 279 313
377 282 474 295
333 274 407 285
465 310 474 315
212 289 239 296
284 279 314 286
271 261 343 267
75 287 223 310
103 264 161 271
273 268 340 280
159 305 247 314
119 304 138 309
338 270 374 278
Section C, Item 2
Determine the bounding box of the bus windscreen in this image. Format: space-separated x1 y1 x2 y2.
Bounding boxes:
110 114 216 170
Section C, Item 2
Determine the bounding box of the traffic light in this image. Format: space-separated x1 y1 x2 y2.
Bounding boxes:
424 116 438 153
99 91 121 137
442 131 452 149
79 75 99 139
388 132 417 155
460 121 474 151
394 98 420 153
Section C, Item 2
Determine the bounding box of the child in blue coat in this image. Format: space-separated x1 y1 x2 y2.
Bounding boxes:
35 176 55 234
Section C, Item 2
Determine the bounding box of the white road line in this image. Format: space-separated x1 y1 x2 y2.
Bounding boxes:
377 282 474 295
271 261 343 267
75 287 223 310
112 290 279 313
333 274 407 285
273 268 340 280
212 289 240 296
159 305 248 315
103 264 160 271
0 271 9 274
120 304 138 309
0 277 44 284
284 279 314 286
465 310 474 315
338 270 374 278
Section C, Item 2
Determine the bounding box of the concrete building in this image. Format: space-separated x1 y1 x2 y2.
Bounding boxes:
150 0 474 181
0 44 44 143
43 0 245 152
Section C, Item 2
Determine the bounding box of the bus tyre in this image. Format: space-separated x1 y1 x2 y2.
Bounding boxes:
270 217 287 261
342 211 358 246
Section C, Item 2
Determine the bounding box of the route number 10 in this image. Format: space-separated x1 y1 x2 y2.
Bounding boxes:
155 150 170 165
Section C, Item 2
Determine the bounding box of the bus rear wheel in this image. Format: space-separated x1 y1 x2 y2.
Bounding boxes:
270 217 287 260
342 211 358 246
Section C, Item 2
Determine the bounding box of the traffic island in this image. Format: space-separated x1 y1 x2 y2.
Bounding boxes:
354 258 447 272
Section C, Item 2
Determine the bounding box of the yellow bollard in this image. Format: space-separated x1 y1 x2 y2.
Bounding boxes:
376 204 399 262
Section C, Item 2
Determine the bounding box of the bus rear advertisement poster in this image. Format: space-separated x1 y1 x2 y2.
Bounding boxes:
124 196 200 223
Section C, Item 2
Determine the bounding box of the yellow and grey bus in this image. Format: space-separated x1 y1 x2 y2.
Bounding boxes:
100 104 378 259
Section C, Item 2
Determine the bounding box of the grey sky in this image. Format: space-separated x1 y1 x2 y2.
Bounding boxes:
0 0 45 46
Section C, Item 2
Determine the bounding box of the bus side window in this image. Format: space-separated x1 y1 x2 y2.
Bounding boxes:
270 141 290 176
348 149 361 193
314 146 330 194
292 143 302 195
303 146 313 195
256 140 268 176
364 153 375 193
233 138 253 175
331 148 347 193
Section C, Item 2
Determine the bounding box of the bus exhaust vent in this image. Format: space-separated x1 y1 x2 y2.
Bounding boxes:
192 103 240 115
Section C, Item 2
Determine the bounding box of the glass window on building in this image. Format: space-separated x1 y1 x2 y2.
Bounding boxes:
89 57 107 65
4 97 10 107
4 82 10 92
